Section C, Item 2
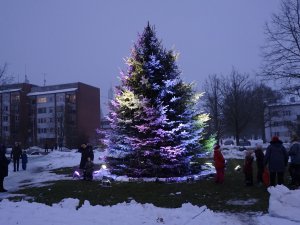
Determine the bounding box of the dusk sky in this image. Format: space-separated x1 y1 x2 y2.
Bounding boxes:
0 0 281 114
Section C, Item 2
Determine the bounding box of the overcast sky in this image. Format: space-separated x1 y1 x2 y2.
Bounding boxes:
0 0 281 114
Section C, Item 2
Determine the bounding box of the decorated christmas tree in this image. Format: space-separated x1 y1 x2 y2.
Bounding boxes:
105 23 208 177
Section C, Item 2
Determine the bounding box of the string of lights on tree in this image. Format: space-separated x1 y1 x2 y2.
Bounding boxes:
103 23 210 178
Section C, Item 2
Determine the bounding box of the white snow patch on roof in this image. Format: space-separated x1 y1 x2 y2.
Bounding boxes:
0 88 21 93
27 88 78 96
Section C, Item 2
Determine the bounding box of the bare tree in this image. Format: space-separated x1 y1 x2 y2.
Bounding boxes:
251 83 282 142
202 74 224 143
221 68 254 146
261 0 300 95
0 63 13 85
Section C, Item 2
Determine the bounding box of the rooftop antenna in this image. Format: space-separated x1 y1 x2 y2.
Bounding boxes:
43 73 46 86
24 64 29 83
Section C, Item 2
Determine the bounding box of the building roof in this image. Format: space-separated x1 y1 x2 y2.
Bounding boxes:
0 88 21 94
27 88 78 96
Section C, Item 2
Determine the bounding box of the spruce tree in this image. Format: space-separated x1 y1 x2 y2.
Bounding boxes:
106 23 206 177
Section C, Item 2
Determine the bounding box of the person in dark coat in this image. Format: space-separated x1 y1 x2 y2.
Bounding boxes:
44 142 49 153
264 136 288 186
0 144 10 192
86 143 94 161
10 142 22 172
243 151 254 186
21 150 28 170
254 145 265 185
83 157 94 181
288 134 300 187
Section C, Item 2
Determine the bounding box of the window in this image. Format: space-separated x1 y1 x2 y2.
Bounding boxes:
37 118 47 123
56 106 64 112
66 93 76 103
271 111 279 117
37 97 47 103
282 110 291 116
11 93 20 102
3 105 8 111
38 128 48 134
3 116 8 122
56 95 64 102
37 107 47 114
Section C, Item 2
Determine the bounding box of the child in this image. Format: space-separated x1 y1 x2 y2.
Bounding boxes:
213 145 225 184
83 157 94 181
243 151 254 186
21 150 28 170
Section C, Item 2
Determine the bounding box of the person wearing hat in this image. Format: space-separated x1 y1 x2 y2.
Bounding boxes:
264 136 288 186
288 134 300 187
213 144 225 184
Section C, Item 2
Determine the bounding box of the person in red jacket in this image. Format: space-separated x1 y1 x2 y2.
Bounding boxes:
213 144 225 184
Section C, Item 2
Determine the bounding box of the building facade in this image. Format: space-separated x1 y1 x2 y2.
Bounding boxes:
265 98 300 142
0 83 35 146
0 82 100 148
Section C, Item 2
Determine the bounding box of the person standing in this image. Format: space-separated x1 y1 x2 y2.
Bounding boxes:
86 143 94 161
0 143 10 192
83 157 94 181
288 134 300 187
243 151 254 186
44 141 49 153
264 136 288 186
213 144 225 184
254 145 265 185
79 144 88 169
21 150 28 170
10 142 22 172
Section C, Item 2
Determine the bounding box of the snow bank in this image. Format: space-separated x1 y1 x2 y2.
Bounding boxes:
0 198 235 225
267 185 300 222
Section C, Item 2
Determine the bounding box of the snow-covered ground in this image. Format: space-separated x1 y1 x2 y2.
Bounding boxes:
0 147 299 225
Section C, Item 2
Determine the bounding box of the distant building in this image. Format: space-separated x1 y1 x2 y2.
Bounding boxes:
0 83 35 146
0 82 100 148
28 82 100 148
265 97 300 142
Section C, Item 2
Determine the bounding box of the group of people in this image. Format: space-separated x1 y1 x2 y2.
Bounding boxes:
11 142 28 172
213 135 300 188
0 142 28 192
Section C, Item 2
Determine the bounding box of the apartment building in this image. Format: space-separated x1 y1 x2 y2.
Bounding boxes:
0 82 100 148
28 82 100 148
265 97 300 142
0 83 35 146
